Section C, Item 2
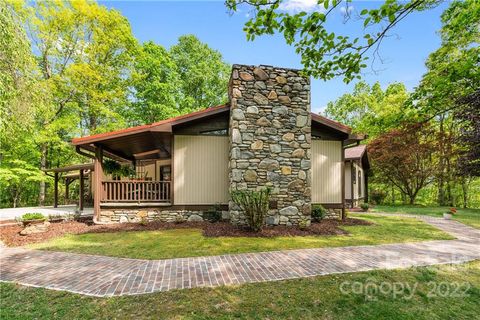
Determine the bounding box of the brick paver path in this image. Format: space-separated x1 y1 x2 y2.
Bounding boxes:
1 214 479 297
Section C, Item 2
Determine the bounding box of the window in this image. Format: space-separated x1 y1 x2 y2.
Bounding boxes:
199 129 228 136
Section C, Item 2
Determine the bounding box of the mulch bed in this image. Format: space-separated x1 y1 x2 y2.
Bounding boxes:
0 218 372 247
203 218 372 238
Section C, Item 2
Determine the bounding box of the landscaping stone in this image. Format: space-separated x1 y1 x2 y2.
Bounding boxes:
20 221 50 235
187 215 203 222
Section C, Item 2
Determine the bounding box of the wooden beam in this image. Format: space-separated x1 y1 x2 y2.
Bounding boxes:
99 144 135 163
54 172 59 208
133 149 161 158
93 145 104 221
79 169 84 211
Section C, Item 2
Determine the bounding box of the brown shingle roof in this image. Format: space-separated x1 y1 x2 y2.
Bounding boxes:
345 144 366 160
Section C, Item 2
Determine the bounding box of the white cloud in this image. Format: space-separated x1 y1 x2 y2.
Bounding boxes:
278 0 326 13
340 5 354 15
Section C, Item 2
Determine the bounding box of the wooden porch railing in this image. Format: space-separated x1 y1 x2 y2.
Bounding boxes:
101 180 171 203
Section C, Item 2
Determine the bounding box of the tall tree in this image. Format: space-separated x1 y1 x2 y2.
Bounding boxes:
128 41 180 125
412 0 479 206
324 81 409 139
170 35 230 112
226 0 441 82
12 0 138 204
0 2 47 208
369 122 437 204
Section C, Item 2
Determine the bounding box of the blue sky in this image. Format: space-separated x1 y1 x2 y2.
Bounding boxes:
100 0 448 113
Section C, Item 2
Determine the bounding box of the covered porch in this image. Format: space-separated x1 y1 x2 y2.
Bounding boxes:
72 124 174 220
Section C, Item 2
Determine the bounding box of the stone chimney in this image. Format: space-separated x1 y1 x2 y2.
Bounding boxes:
228 64 311 226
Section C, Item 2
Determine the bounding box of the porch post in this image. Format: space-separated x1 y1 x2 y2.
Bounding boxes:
65 178 69 205
79 169 84 211
54 172 59 208
350 160 354 209
93 145 104 221
341 147 346 221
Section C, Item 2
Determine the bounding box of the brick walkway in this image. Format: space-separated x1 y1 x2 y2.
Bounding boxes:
1 215 479 297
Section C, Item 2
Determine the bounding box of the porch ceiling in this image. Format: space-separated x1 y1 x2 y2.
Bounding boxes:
77 131 172 162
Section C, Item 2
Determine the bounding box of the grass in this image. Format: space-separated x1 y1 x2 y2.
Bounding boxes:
28 215 453 260
372 205 480 229
2 260 479 319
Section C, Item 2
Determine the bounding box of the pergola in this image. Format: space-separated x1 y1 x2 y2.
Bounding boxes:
44 163 94 210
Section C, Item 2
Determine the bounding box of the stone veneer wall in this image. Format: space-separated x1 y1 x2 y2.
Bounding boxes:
99 209 229 224
228 64 312 226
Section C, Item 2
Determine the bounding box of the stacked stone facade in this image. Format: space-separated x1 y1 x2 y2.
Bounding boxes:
228 64 312 226
99 209 230 224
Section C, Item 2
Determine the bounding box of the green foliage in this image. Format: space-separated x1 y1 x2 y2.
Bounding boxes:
324 81 410 140
170 35 230 112
0 160 47 208
311 205 327 222
298 218 309 230
128 41 181 124
127 35 230 125
103 159 135 178
360 203 370 211
231 188 271 232
21 213 45 221
370 189 387 205
225 0 441 83
203 204 223 223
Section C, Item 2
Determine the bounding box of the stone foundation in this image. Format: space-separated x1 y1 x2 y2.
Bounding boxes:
228 64 311 226
98 209 230 224
325 208 342 219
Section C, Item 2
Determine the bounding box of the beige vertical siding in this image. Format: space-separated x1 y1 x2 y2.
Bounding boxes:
347 161 364 200
312 140 343 203
174 135 229 205
344 161 351 199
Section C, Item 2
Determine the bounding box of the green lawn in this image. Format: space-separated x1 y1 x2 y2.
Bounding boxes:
2 261 479 319
29 215 452 260
372 205 480 229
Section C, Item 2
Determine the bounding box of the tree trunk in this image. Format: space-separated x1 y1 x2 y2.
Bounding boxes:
408 194 415 205
437 115 446 206
461 178 469 209
39 143 48 206
401 192 407 204
391 184 395 204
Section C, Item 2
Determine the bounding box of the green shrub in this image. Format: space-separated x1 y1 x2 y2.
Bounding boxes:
311 205 327 222
370 189 387 205
298 218 310 230
203 209 221 223
21 213 45 221
360 203 370 211
231 188 271 232
48 214 64 221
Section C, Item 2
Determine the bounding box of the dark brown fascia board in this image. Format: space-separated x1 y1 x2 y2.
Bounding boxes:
311 113 352 135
